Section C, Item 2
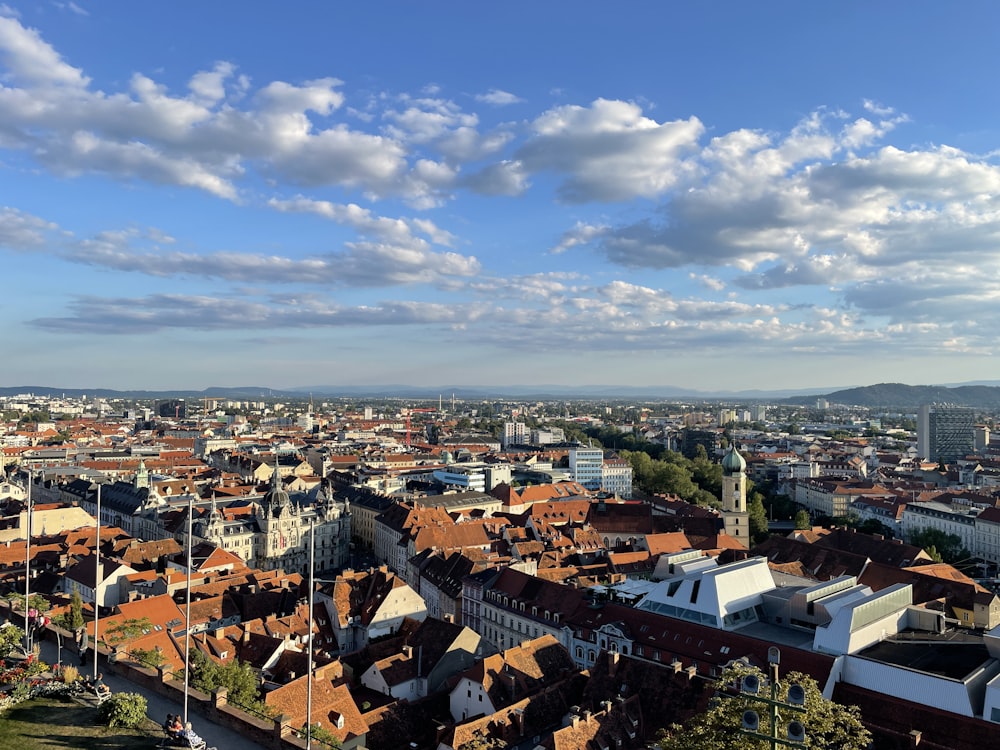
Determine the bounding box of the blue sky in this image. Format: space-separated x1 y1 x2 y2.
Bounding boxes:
3 1 1000 393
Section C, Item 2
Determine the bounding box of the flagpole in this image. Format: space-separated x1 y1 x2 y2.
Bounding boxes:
307 518 314 750
183 494 193 724
93 483 101 680
23 470 32 657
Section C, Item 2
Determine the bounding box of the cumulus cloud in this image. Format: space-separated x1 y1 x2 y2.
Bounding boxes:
515 98 704 202
462 159 529 195
0 16 482 204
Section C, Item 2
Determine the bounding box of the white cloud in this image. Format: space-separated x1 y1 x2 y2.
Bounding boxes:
552 221 609 253
475 89 524 106
0 14 88 88
516 98 704 202
0 206 58 248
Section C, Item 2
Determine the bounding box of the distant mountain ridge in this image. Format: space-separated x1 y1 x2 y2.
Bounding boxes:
784 382 1000 409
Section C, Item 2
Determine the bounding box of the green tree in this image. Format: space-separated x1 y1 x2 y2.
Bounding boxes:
748 493 769 543
0 623 25 658
68 590 85 629
655 662 871 750
187 650 262 708
104 617 153 648
98 692 148 729
794 509 812 530
6 593 50 614
130 647 167 668
458 729 508 749
300 722 343 749
909 528 969 564
856 519 893 538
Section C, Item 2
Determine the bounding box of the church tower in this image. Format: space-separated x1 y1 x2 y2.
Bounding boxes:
720 444 748 539
135 459 150 489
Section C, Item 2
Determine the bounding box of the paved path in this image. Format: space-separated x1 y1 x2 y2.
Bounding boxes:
35 634 268 750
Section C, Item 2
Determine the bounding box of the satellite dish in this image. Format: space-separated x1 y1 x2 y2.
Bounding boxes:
742 710 760 732
787 683 806 706
741 675 761 695
787 720 806 743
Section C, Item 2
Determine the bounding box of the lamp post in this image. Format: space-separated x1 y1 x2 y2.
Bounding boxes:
738 647 807 750
306 519 315 750
23 469 32 657
183 494 193 725
93 483 101 680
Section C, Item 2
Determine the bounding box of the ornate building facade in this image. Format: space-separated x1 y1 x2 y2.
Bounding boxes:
193 468 352 576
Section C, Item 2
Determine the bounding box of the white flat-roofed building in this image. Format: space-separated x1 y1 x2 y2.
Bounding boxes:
812 583 913 655
636 556 776 629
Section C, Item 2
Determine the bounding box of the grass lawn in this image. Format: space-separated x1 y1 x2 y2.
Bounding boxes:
0 694 161 749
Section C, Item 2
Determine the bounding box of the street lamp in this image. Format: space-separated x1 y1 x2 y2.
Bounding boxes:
738 647 807 749
93 483 102 680
23 469 32 657
307 518 314 750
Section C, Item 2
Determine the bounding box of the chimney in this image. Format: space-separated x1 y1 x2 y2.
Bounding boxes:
402 645 413 659
583 709 592 723
443 612 454 623
910 730 922 747
609 650 620 677
513 707 525 734
685 665 697 680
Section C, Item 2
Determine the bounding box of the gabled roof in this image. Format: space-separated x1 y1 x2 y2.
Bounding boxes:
811 528 929 567
752 536 868 581
460 634 578 709
266 678 367 743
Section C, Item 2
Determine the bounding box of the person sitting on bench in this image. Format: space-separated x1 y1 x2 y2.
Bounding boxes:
93 673 110 697
179 721 205 747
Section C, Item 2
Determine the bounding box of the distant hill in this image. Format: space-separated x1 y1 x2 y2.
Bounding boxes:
784 382 1000 409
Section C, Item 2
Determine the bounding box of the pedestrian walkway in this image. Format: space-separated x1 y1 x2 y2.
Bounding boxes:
35 633 268 750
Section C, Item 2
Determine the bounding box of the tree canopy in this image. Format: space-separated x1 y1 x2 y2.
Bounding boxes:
908 528 970 565
654 662 871 750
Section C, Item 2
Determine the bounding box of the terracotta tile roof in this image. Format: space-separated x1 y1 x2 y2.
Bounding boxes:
529 500 592 525
752 536 868 581
460 634 578 709
643 532 691 555
811 528 929 567
548 695 645 750
266 676 367 743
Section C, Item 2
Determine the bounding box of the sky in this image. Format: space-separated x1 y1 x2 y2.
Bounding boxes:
3 2 1000 393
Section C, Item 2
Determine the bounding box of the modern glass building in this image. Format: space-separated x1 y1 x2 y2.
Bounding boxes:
917 405 975 464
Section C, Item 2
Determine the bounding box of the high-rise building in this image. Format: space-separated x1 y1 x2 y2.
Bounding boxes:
569 446 604 490
502 421 527 448
917 405 975 464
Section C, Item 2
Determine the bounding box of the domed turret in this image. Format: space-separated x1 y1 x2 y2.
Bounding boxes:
264 461 291 517
721 444 746 474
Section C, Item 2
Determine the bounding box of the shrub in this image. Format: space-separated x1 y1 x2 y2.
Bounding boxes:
61 664 79 683
97 691 148 728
